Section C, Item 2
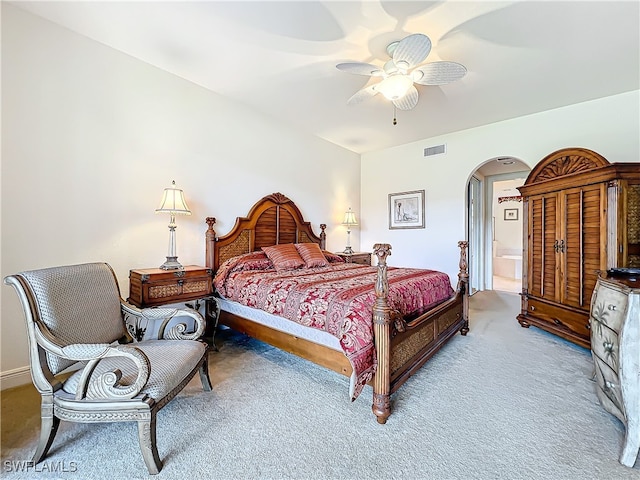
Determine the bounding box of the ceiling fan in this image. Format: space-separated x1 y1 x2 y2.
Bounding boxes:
336 33 466 120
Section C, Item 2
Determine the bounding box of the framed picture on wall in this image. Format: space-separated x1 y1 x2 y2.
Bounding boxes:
504 208 519 221
389 190 425 229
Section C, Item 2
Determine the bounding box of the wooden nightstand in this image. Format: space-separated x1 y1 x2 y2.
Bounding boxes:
336 252 372 266
128 265 213 308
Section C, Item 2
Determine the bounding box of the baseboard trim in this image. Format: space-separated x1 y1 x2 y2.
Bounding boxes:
1 366 31 390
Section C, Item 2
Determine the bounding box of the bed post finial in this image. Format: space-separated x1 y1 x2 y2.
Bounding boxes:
457 240 469 335
205 217 217 269
319 224 327 250
372 243 392 424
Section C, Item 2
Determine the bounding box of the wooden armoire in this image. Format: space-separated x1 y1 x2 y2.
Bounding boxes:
517 147 640 348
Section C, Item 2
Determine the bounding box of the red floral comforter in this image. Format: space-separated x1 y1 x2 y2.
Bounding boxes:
214 252 454 400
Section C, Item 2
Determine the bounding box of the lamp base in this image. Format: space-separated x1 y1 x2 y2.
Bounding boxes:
159 256 183 270
343 246 354 255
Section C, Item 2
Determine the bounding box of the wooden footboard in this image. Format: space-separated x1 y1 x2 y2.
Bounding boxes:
371 241 468 424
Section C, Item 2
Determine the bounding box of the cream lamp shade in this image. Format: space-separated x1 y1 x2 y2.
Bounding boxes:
156 181 191 215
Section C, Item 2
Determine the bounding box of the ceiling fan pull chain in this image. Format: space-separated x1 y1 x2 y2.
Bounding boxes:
393 104 397 125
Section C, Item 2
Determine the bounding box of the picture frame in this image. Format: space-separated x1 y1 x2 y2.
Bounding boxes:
389 190 425 229
504 208 519 221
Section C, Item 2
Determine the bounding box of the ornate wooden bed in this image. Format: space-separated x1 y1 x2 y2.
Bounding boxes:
205 192 469 423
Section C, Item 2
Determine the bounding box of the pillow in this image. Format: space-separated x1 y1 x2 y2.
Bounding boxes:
295 243 330 268
323 250 346 263
261 244 305 271
214 251 274 295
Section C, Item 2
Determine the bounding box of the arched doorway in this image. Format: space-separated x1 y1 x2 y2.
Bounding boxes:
466 157 531 294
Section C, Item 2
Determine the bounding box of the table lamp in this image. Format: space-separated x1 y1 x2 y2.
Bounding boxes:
156 180 191 270
342 207 358 255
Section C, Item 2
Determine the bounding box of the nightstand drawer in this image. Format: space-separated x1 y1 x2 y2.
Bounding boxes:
336 252 371 266
128 265 213 308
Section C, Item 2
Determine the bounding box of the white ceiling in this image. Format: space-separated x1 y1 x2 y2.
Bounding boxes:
12 1 640 154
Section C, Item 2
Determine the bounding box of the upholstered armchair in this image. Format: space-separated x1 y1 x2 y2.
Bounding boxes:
3 262 212 475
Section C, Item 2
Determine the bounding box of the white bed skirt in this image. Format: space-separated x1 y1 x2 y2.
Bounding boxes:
216 296 357 397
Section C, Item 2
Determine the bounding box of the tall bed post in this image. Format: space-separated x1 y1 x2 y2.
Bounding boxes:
457 240 470 335
319 224 327 251
372 243 392 424
205 217 216 270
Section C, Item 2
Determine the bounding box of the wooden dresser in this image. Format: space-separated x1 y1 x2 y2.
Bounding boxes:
517 148 640 348
589 270 640 467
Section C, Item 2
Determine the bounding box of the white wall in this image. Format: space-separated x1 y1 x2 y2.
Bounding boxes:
1 5 361 387
361 90 640 283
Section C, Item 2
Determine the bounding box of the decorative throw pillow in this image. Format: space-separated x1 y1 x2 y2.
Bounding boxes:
295 243 330 268
261 244 305 271
323 251 346 263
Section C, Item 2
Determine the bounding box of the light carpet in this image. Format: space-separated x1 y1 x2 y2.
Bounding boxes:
1 291 638 479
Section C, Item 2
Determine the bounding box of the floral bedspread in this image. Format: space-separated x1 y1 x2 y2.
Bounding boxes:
214 252 454 400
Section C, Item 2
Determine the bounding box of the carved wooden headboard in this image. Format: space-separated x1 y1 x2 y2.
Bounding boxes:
205 192 326 271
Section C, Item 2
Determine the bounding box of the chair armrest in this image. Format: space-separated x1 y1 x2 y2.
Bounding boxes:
74 344 150 401
30 327 151 401
121 301 206 341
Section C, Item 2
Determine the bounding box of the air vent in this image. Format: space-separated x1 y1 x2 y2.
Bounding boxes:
424 144 446 157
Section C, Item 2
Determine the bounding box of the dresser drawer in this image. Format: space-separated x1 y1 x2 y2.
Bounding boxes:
592 354 624 420
128 266 213 308
589 280 628 334
591 318 620 373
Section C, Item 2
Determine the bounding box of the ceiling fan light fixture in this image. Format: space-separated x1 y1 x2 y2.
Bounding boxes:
337 33 465 110
377 74 413 101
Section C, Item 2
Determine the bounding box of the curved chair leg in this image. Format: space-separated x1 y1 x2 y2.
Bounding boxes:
33 398 60 463
199 357 212 392
137 415 162 475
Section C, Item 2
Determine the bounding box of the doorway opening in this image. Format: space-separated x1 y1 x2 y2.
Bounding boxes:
466 157 530 294
491 177 524 293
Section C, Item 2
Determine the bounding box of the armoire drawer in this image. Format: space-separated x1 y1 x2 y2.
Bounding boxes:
526 298 591 339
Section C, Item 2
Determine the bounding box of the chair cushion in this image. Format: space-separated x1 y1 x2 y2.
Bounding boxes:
62 339 207 401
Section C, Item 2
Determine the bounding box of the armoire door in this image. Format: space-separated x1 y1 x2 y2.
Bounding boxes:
527 193 560 301
559 183 607 310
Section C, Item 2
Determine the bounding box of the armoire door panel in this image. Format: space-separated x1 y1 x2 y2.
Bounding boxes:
528 195 559 300
560 185 606 309
529 196 544 297
543 195 559 300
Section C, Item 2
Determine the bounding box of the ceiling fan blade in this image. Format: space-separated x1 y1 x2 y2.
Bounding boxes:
392 33 432 70
412 61 467 85
393 86 419 111
347 85 379 105
336 62 385 77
